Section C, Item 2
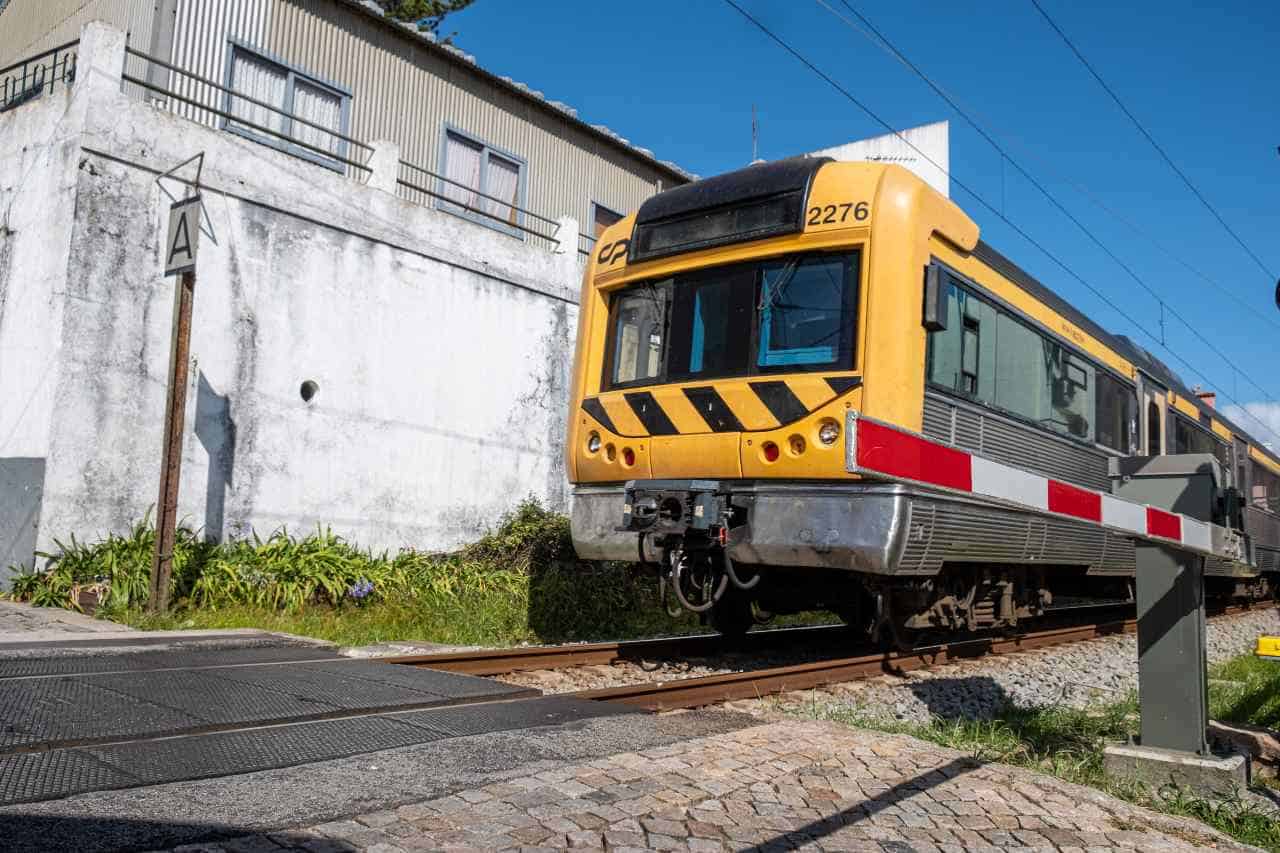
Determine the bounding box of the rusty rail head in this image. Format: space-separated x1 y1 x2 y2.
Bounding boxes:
386 604 1256 712
383 624 853 676
559 618 1144 711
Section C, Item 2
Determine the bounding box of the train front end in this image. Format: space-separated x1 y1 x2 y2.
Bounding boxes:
565 157 979 634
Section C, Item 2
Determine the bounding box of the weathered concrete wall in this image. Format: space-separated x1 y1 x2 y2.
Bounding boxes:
0 23 581 582
0 64 88 582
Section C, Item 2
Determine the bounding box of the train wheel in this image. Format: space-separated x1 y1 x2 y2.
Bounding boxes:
709 589 754 638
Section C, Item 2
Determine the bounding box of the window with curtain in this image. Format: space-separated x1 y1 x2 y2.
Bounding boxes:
224 43 349 170
439 128 528 236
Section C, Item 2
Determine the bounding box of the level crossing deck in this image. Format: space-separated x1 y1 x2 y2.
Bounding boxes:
0 637 636 806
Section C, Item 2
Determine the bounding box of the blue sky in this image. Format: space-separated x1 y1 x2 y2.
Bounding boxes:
450 0 1280 442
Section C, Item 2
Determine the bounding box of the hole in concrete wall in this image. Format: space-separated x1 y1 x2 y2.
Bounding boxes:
300 380 319 403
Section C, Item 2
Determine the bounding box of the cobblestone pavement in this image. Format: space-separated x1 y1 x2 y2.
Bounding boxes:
166 719 1258 852
0 600 131 635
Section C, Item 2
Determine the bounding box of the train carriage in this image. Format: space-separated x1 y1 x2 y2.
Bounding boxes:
566 157 1280 641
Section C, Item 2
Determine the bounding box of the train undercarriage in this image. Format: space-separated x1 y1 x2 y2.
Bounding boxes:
573 479 1277 646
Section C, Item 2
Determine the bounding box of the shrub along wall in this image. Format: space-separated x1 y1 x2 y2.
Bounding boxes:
5 500 698 645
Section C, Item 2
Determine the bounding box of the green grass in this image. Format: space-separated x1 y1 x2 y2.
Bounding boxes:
1211 653 1280 730
112 561 707 647
801 674 1280 852
4 500 713 646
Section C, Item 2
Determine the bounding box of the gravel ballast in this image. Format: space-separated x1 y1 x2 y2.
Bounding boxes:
734 607 1280 723
500 608 1280 723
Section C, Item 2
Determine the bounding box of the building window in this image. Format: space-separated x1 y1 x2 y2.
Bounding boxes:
223 42 350 170
438 127 526 236
926 275 1136 452
592 203 624 239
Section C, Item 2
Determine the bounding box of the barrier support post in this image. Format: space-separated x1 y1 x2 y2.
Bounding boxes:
1134 541 1209 755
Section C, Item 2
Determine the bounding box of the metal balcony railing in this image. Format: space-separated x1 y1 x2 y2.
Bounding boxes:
4 39 576 255
0 40 77 112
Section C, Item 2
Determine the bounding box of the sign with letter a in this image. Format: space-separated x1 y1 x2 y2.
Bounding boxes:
164 196 202 276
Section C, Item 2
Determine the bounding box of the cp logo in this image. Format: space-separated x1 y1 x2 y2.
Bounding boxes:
596 239 629 266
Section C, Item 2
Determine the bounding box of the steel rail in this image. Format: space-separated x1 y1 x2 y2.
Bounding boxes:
566 605 1263 711
388 604 1261 690
384 623 852 675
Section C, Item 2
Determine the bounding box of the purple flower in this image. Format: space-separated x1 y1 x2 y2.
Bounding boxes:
347 578 374 600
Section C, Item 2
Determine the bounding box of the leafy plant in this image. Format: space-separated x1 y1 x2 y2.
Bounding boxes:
5 498 701 645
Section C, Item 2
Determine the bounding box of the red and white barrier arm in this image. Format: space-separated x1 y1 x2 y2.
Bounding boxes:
844 411 1248 563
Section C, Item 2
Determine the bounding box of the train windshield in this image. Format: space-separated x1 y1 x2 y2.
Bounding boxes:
606 251 859 389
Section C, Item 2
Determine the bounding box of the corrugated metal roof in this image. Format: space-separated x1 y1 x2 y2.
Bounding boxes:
342 0 694 184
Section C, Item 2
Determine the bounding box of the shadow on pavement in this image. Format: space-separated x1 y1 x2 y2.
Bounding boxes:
0 814 352 853
749 755 982 851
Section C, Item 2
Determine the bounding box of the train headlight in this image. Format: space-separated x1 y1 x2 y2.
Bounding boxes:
587 432 601 453
818 420 840 445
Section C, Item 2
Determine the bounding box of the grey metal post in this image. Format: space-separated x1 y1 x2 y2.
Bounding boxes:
1134 542 1209 755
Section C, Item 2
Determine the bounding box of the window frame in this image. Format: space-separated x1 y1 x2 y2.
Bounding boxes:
600 249 862 393
436 123 529 239
1170 411 1227 457
221 39 352 173
1251 459 1280 514
924 262 1137 455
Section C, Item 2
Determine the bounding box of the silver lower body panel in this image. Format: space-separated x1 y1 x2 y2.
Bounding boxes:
571 481 1258 579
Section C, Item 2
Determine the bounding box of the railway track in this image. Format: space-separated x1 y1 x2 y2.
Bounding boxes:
388 604 1264 712
382 623 852 675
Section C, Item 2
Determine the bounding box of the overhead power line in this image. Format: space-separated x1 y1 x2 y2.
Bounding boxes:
720 0 1280 449
822 0 1280 405
814 0 1280 414
1029 0 1277 283
811 0 1280 339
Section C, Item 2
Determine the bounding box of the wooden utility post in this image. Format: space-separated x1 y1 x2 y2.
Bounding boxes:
148 195 202 613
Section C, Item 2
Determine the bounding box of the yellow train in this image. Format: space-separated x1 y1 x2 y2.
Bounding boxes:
566 157 1280 640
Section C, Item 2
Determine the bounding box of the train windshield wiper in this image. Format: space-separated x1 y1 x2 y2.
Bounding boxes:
760 258 800 311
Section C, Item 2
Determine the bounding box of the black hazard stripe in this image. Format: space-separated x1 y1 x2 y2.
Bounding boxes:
749 380 808 426
683 386 744 433
825 375 862 395
580 397 617 434
624 391 678 435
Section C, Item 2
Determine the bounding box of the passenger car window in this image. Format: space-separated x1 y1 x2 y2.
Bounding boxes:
758 256 850 368
1173 416 1218 456
610 288 666 385
667 267 754 378
926 277 1137 449
1095 372 1133 454
603 250 859 389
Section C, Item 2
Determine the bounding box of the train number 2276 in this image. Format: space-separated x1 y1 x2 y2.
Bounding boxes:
807 201 869 226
